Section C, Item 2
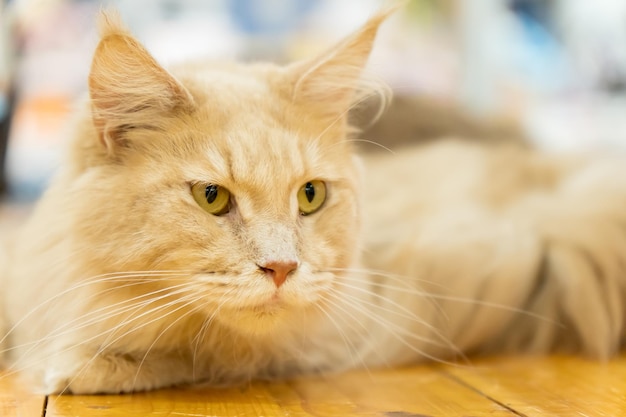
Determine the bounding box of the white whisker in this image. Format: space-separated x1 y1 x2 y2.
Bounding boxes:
333 269 560 326
323 289 463 365
0 270 192 348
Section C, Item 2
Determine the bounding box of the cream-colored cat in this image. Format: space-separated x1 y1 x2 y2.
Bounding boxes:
2 6 626 394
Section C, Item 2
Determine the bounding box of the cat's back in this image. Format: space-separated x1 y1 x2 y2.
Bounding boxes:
361 138 587 268
362 139 582 223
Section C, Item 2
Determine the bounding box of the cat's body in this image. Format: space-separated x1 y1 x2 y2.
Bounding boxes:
2 6 626 394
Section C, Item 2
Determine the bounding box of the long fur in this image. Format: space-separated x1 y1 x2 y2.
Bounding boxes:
2 4 626 394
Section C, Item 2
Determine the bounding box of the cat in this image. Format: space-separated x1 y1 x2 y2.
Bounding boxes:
2 3 626 395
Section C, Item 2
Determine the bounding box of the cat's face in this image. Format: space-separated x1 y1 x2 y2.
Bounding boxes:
61 10 390 337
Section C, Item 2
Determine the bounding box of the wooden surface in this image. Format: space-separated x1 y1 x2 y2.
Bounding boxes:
2 355 626 416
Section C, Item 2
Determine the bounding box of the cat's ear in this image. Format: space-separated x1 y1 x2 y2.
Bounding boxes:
88 10 194 153
286 3 400 122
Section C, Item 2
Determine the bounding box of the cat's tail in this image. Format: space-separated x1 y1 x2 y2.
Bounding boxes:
493 155 626 358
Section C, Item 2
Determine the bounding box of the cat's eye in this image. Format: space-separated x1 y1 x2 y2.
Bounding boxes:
191 183 231 216
297 180 326 215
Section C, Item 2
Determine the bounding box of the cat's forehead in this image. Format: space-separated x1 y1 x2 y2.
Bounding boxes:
175 62 280 106
180 65 297 139
175 73 310 173
193 116 324 191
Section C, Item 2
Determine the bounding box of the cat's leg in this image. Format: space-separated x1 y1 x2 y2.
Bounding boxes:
42 349 196 394
488 157 626 357
361 204 545 365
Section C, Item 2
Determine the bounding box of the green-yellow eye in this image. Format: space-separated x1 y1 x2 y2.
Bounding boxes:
297 180 326 215
191 183 231 216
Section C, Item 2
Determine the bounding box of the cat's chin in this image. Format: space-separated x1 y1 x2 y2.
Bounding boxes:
216 302 306 338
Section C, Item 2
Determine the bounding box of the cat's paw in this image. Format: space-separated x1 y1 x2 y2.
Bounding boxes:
41 351 194 394
42 368 73 395
42 354 150 394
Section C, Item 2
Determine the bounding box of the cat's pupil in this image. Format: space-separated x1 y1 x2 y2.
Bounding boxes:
205 185 218 204
305 182 315 203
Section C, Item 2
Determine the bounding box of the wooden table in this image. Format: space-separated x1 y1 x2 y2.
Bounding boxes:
3 355 626 416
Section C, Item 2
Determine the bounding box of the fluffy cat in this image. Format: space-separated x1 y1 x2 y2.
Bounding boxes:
2 5 626 394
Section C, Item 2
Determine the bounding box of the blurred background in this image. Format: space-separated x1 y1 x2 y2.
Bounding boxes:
1 0 626 202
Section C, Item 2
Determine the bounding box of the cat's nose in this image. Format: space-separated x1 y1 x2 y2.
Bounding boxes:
258 260 298 288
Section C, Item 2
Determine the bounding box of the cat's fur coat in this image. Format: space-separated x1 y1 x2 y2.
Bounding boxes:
2 5 626 394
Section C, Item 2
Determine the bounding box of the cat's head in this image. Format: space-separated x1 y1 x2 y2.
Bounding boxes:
62 6 394 337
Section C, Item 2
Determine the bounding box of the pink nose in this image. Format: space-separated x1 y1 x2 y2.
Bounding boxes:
258 260 298 288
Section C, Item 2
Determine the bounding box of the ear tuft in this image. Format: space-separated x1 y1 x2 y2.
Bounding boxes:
97 9 130 38
89 9 195 153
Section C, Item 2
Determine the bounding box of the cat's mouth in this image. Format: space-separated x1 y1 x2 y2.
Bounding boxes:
215 294 295 337
247 293 284 314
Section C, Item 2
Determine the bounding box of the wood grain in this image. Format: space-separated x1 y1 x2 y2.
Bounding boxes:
46 365 512 417
0 371 46 417
445 355 626 416
3 355 626 416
